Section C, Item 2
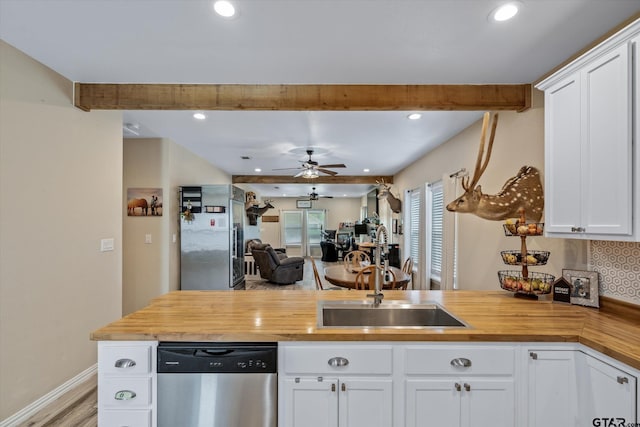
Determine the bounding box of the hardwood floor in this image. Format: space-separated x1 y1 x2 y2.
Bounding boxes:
19 258 333 426
20 375 97 427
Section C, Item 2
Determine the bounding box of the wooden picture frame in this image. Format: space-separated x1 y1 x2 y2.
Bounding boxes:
296 200 311 209
562 269 600 308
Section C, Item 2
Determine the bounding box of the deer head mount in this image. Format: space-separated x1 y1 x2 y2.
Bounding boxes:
445 112 544 222
246 200 274 226
376 179 402 214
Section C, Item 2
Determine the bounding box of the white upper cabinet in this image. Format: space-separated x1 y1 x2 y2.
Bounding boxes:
536 19 639 241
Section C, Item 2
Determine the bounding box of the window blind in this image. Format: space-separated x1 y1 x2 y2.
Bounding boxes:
430 181 444 281
409 188 421 267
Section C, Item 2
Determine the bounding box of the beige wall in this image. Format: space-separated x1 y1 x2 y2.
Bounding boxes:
394 90 588 290
122 138 231 315
0 41 123 419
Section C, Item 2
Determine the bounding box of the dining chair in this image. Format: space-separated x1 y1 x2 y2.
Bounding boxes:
354 266 397 290
401 257 414 290
311 257 343 290
343 250 371 271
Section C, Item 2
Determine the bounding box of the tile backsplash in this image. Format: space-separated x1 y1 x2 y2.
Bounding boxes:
590 241 640 304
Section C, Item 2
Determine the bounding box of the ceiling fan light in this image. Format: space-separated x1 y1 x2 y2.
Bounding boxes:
302 169 319 179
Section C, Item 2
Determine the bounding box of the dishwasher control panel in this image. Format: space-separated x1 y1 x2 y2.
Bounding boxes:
157 342 277 373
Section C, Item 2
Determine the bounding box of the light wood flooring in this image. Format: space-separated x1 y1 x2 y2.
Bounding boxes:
18 258 332 426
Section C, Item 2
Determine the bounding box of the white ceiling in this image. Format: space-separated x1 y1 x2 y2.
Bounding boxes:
1 0 638 197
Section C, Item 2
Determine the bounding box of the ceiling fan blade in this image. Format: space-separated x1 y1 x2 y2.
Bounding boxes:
272 167 303 171
317 168 338 176
318 164 346 168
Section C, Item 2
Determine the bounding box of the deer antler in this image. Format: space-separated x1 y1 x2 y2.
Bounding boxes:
464 112 499 191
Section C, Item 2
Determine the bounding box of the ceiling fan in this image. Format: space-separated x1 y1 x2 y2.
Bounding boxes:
306 187 333 201
273 149 346 178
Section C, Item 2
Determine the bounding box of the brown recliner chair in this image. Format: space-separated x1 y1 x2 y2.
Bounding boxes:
251 244 304 285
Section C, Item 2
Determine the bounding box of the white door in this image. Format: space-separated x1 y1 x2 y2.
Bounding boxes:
338 378 392 427
282 377 338 427
461 379 514 427
281 210 326 257
405 379 461 427
527 350 579 427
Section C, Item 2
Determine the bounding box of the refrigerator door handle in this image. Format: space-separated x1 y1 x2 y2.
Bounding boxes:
232 226 238 258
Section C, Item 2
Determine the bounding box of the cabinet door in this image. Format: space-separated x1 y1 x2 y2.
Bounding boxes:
461 379 514 427
282 377 338 427
405 379 461 427
544 72 583 233
581 43 632 236
338 378 392 427
527 350 579 427
578 353 637 425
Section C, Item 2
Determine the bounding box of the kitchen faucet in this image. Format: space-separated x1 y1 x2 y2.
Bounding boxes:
368 224 388 307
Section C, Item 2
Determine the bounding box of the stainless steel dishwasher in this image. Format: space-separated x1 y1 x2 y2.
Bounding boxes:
157 342 277 427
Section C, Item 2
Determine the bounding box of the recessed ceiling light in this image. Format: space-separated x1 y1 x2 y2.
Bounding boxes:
363 168 370 173
193 112 206 120
491 2 520 22
407 113 422 120
254 168 262 172
213 0 235 17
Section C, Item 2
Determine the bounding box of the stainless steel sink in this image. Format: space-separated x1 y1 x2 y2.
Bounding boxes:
317 300 468 328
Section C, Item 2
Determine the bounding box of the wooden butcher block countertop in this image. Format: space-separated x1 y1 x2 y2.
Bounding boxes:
91 290 640 370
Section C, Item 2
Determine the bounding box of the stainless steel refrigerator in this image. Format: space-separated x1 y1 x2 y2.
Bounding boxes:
180 185 245 290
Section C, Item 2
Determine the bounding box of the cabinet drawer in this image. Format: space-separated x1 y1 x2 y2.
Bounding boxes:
282 345 393 375
100 409 151 427
99 343 151 375
405 346 515 375
101 377 152 408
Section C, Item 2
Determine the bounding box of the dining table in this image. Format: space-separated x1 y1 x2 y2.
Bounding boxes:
323 265 411 290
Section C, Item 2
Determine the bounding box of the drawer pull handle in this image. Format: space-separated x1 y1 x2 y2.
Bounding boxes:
464 383 471 392
341 383 346 392
114 358 136 368
328 357 349 367
617 376 629 384
454 382 461 391
530 352 538 360
450 358 472 368
571 227 585 233
114 390 136 401
331 383 336 392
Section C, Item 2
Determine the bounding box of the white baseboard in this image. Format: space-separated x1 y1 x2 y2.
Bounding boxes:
0 364 97 427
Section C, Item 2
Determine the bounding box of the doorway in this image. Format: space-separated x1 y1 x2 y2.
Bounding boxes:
281 209 326 257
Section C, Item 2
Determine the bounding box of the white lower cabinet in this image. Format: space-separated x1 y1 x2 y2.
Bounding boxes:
578 351 637 426
98 341 158 427
282 376 392 427
526 350 579 427
526 348 638 427
279 344 393 427
404 345 516 427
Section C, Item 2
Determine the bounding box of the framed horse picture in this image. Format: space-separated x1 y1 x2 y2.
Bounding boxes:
127 188 163 216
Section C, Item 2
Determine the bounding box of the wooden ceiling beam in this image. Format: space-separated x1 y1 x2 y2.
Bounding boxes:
74 83 531 112
232 175 393 184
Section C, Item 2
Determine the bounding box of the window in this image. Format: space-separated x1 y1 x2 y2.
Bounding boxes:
429 181 444 285
282 211 303 246
408 187 422 268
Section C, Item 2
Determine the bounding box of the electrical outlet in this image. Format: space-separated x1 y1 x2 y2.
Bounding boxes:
145 234 152 244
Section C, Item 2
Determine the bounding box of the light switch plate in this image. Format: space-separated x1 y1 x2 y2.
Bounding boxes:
100 238 114 252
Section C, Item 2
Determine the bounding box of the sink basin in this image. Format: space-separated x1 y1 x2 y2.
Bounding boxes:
318 300 468 328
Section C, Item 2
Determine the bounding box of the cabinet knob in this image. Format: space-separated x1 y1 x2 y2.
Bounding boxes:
617 376 629 384
341 383 346 392
114 358 136 368
450 358 472 368
114 390 136 401
454 382 461 391
529 352 538 360
464 383 471 392
331 383 336 392
328 357 349 367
